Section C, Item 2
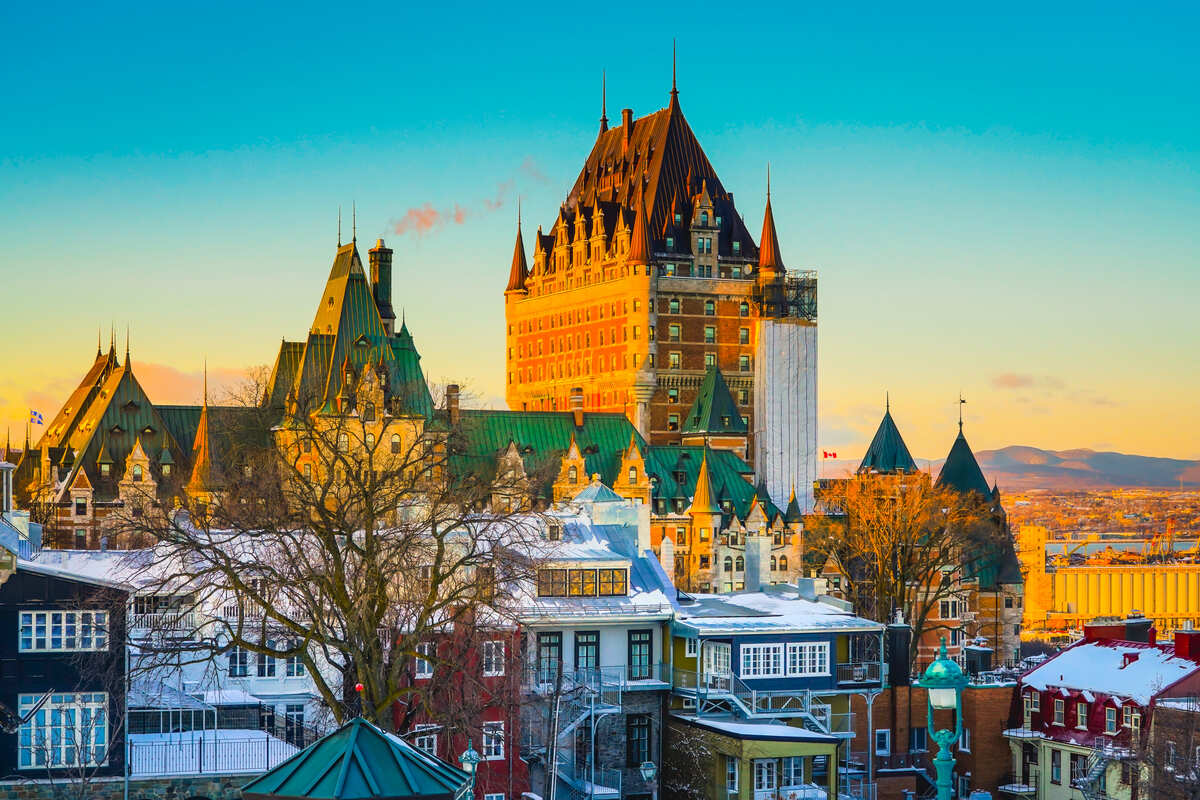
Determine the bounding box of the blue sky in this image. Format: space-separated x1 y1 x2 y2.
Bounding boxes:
2 1 1197 459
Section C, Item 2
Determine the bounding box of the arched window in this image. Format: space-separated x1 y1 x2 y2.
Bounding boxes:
770 556 778 571
132 465 143 482
723 556 733 573
365 432 375 449
779 555 788 572
568 465 578 484
735 556 745 572
363 402 376 422
628 467 637 484
337 433 349 452
391 434 401 454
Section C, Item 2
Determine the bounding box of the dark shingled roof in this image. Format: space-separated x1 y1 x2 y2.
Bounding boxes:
562 95 758 260
936 426 992 497
682 366 747 435
858 407 918 475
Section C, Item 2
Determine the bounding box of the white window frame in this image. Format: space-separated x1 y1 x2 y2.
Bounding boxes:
414 724 438 757
482 640 506 677
482 721 505 760
959 726 971 752
726 755 738 792
740 643 784 678
19 611 108 653
18 692 109 769
875 728 891 756
229 645 249 678
785 642 830 676
753 758 777 791
782 756 804 786
685 638 698 658
911 726 928 752
484 794 506 800
415 642 434 678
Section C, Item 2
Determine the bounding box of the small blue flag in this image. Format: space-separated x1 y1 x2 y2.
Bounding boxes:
29 410 43 425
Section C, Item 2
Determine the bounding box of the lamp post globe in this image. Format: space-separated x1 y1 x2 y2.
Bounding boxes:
915 638 968 800
639 760 657 782
459 738 482 792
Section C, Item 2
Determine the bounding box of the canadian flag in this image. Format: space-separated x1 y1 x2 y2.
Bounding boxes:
822 450 838 459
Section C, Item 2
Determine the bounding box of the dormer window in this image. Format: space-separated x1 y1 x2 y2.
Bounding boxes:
628 467 637 484
567 466 578 484
110 425 124 435
733 241 741 255
100 463 111 477
700 212 708 226
547 523 562 542
674 213 682 224
665 236 674 249
716 216 722 226
161 464 172 477
132 465 143 482
362 403 376 422
142 426 154 434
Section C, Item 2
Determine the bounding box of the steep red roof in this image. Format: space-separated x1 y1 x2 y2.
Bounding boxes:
506 221 528 292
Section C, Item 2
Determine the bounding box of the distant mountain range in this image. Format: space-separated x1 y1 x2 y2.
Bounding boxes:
820 446 1200 491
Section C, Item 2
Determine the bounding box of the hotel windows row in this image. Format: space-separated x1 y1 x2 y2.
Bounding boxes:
514 301 640 335
665 352 752 372
663 299 751 316
535 629 654 681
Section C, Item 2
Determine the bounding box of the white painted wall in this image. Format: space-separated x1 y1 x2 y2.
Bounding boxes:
754 319 818 512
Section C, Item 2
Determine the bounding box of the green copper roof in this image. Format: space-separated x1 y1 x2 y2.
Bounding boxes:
241 717 468 800
389 322 433 418
681 367 747 435
936 426 992 497
263 340 307 410
454 410 643 493
858 407 917 475
644 446 758 518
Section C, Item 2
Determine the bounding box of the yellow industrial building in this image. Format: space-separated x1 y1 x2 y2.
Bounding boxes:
1019 524 1200 639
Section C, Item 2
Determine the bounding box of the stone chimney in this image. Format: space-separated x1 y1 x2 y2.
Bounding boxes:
0 459 13 516
446 384 460 427
622 109 634 149
368 239 396 335
743 533 771 593
570 387 584 428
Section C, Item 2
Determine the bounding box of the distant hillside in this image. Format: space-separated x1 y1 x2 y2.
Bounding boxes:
819 447 1200 491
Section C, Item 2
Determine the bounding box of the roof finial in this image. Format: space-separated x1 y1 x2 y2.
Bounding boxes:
671 39 678 102
600 71 608 132
766 162 771 199
203 360 208 407
97 326 101 357
337 206 342 247
352 201 357 244
958 393 966 432
518 196 522 230
886 391 890 413
125 324 130 367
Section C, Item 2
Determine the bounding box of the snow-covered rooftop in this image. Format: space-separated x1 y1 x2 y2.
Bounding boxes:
671 713 838 743
1022 640 1200 706
671 584 883 635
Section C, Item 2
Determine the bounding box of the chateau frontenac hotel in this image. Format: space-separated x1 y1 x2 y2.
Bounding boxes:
504 79 818 513
6 78 1016 630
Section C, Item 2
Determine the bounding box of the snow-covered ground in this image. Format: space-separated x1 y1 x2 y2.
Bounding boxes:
129 728 298 776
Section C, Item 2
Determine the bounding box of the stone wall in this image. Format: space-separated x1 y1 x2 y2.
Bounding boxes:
592 692 662 799
0 773 252 800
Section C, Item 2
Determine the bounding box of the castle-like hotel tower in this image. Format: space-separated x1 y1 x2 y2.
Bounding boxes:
503 75 818 509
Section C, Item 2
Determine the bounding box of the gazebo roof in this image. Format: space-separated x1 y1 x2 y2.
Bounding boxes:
242 717 469 800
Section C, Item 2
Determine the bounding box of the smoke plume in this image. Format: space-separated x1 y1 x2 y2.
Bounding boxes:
390 158 552 238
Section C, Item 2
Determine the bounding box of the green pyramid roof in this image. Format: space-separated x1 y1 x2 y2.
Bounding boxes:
858 406 917 475
241 717 468 800
682 366 747 435
936 426 992 497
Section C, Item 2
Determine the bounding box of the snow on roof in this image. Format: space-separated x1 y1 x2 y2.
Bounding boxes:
130 728 297 777
197 688 264 706
1023 640 1200 706
672 584 883 635
671 713 837 743
129 679 215 711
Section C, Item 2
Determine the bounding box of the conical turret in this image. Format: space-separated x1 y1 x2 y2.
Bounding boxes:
757 168 784 280
687 449 721 515
505 208 528 293
627 187 651 265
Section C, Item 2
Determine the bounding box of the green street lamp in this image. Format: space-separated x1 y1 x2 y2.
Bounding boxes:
459 738 482 795
915 638 967 800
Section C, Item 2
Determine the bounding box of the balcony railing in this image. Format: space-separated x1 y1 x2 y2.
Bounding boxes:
525 663 670 693
997 768 1039 796
836 662 881 685
555 751 621 799
129 612 197 636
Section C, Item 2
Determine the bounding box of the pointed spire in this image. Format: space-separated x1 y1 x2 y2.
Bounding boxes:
785 485 803 523
599 71 608 133
627 185 651 265
188 362 216 495
758 164 784 275
958 393 966 432
124 325 131 368
687 449 721 515
337 206 342 247
506 202 529 293
97 327 102 358
352 201 357 244
669 39 679 108
3 427 10 461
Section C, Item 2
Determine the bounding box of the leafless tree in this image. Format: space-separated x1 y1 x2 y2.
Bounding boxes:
661 722 713 800
807 473 998 663
1133 698 1200 800
113 374 544 732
